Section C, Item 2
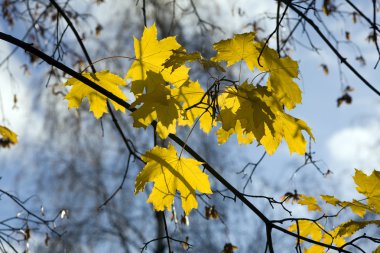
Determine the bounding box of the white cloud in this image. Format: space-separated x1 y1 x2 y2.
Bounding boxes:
328 120 380 171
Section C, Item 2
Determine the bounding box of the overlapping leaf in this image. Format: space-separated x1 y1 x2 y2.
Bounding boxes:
290 170 380 252
134 143 212 215
212 32 302 109
319 170 380 217
289 221 346 253
164 47 225 73
65 71 127 119
126 23 189 88
255 42 301 109
131 71 180 139
216 82 313 154
172 80 214 133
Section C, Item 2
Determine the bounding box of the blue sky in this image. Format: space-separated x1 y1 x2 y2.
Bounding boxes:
1 0 379 218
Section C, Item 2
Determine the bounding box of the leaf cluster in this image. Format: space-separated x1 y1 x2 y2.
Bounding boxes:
63 24 314 215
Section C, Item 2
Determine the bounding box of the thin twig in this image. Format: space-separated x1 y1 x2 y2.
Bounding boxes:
281 0 380 96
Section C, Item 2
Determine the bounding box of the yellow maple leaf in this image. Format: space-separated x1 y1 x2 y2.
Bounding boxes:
345 199 371 217
321 195 340 206
336 220 380 238
164 46 225 73
172 80 214 133
289 220 324 242
260 112 314 155
298 195 322 212
216 82 313 155
134 143 212 215
321 194 372 217
163 47 201 73
65 71 127 119
0 125 18 148
212 32 302 109
255 43 301 109
212 32 258 70
303 229 345 253
217 83 275 142
131 71 180 139
354 169 380 214
126 24 189 88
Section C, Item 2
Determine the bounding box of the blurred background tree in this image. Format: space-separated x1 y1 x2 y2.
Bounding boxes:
0 1 379 252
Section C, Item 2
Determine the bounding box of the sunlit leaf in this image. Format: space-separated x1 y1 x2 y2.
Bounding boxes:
217 82 313 154
288 220 324 242
212 33 302 109
126 23 189 88
354 169 380 214
345 199 370 217
321 195 340 206
298 195 322 212
65 71 127 119
212 32 258 70
255 43 301 109
135 143 212 215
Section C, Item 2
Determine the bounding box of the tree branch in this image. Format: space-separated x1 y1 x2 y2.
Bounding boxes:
0 31 352 253
281 0 380 96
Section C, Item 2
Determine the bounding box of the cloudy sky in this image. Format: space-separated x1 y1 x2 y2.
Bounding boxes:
1 0 379 199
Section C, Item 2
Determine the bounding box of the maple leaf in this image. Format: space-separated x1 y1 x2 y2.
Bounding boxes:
354 169 380 214
321 195 372 217
321 195 340 206
289 220 348 252
345 199 370 217
290 170 380 252
172 80 214 133
131 71 180 139
288 220 324 242
260 112 314 155
126 23 189 88
216 82 313 155
212 33 302 109
336 220 380 238
0 125 18 148
298 195 322 212
164 47 225 73
134 143 212 215
255 43 301 109
212 32 258 70
65 71 127 119
216 83 275 144
163 47 201 73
